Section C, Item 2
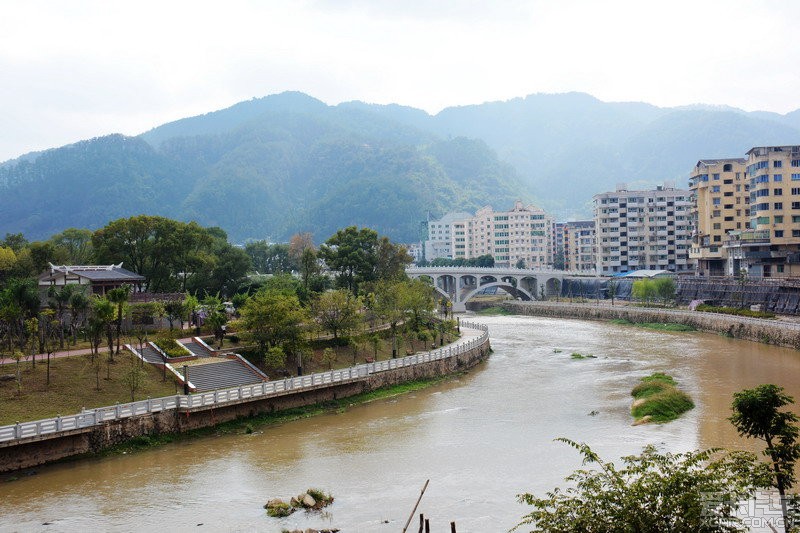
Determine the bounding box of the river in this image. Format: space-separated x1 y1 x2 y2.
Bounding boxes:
2 315 800 532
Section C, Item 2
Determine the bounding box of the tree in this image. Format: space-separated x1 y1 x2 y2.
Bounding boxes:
515 438 772 533
373 280 407 358
48 228 94 264
311 289 361 340
654 277 676 304
263 345 287 370
106 285 131 356
730 384 800 532
403 278 436 331
48 284 78 349
123 355 146 401
321 347 337 369
289 232 315 266
515 258 526 269
299 247 321 292
240 288 306 358
607 280 617 306
374 237 412 282
245 241 292 274
319 226 379 295
632 279 656 305
90 297 116 367
68 290 89 346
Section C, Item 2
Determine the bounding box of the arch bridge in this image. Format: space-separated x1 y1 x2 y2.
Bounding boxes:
406 266 596 312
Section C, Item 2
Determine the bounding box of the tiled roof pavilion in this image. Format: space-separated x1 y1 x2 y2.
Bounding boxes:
39 263 145 295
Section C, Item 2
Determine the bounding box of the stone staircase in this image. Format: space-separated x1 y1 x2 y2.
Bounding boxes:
180 339 214 358
183 359 267 392
140 344 166 364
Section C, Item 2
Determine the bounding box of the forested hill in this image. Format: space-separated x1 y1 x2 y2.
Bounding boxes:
344 93 800 217
0 93 527 242
2 90 799 241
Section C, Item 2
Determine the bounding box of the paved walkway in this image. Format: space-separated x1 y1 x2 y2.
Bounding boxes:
0 346 97 366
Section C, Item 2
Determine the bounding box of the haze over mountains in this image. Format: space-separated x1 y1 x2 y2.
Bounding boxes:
2 91 799 243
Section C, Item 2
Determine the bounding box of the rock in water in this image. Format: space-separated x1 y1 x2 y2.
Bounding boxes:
302 493 317 508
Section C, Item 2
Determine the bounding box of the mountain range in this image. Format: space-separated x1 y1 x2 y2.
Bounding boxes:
1 91 799 243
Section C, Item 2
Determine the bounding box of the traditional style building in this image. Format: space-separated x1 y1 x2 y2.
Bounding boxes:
593 184 693 275
38 263 145 298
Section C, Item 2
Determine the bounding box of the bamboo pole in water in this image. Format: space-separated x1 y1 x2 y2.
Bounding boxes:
402 479 429 533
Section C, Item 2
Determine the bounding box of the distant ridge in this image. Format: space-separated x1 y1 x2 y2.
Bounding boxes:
1 91 798 241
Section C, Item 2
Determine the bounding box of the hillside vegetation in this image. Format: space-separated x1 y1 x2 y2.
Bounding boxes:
3 90 799 240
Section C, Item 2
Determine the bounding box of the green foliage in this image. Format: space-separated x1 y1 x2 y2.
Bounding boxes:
696 304 776 319
515 438 772 533
91 215 249 296
730 384 800 528
476 306 512 315
311 289 362 340
319 226 411 295
240 287 307 356
631 373 694 423
244 241 294 274
631 277 675 305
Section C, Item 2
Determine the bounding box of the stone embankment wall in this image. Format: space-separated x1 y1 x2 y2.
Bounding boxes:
504 301 800 350
0 334 490 473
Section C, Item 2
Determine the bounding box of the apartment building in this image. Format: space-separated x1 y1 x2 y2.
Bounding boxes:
688 158 748 276
594 184 693 275
424 201 554 268
424 212 472 261
563 220 596 272
724 145 800 278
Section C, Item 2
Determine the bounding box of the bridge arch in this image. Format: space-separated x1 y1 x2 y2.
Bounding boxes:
460 281 534 307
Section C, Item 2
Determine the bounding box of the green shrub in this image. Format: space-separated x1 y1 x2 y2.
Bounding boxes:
695 304 775 319
631 372 693 423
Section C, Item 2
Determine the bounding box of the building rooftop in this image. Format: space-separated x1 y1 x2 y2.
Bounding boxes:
40 263 145 283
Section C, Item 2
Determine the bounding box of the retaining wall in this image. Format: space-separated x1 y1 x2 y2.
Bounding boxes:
503 301 800 350
0 333 490 473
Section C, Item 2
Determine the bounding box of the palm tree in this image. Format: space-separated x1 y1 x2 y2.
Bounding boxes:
107 285 131 356
91 297 116 363
48 284 77 349
68 291 89 345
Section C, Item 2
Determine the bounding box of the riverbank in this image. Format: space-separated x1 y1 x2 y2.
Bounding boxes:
0 325 490 473
503 301 800 349
93 374 471 461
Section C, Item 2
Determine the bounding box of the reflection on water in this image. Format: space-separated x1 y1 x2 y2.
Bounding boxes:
1 315 799 532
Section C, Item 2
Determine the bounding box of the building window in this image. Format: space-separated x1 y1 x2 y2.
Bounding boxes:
775 203 784 210
775 216 784 223
774 160 783 168
775 174 783 181
713 173 720 180
775 230 784 238
711 185 721 192
775 189 783 196
712 198 721 205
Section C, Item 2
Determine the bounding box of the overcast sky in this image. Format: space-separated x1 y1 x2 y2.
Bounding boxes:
2 0 799 162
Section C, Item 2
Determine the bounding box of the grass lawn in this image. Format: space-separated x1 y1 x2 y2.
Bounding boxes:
0 353 179 426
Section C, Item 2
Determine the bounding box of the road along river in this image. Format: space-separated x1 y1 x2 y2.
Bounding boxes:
1 314 799 532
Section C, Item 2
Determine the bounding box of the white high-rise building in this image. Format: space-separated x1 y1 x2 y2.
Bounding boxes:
593 184 693 275
424 201 554 268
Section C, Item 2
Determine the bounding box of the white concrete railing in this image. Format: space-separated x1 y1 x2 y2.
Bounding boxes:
0 323 489 444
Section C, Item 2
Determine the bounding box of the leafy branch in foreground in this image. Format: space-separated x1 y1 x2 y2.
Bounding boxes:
514 438 771 533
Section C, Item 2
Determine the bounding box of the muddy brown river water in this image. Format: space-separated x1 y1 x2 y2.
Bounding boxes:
1 315 799 532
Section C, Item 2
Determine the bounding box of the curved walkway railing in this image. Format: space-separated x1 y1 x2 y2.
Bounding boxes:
0 323 489 444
